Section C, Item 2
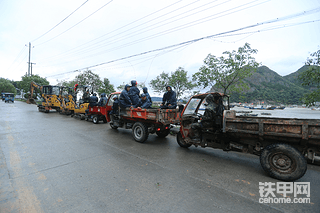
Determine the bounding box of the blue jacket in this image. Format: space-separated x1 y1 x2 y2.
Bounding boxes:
129 80 140 105
89 94 98 106
119 84 132 108
162 86 177 107
135 98 152 109
98 93 107 106
142 87 152 104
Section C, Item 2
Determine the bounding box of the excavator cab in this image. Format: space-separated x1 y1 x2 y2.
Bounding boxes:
72 85 92 119
38 85 62 113
59 87 76 115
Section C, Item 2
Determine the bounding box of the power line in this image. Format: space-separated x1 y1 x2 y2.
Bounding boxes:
47 0 269 64
31 0 89 42
40 0 259 65
36 0 194 61
45 7 320 78
35 0 113 46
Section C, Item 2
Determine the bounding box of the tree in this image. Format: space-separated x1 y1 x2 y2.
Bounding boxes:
193 43 260 95
56 79 77 88
0 78 17 95
19 74 49 98
98 78 115 94
149 67 195 99
74 69 103 92
299 49 320 106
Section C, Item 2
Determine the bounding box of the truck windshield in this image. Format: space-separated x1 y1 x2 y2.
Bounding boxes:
184 98 202 115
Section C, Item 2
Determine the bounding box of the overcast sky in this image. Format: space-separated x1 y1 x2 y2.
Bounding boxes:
1 0 319 96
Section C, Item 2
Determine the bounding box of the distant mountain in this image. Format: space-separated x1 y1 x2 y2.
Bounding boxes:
228 65 311 105
151 97 162 102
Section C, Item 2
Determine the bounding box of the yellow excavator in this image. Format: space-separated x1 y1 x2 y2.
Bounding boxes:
71 84 91 119
27 81 62 113
26 81 42 104
59 86 76 115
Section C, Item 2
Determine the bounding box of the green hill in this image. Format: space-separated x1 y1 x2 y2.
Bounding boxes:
229 66 310 105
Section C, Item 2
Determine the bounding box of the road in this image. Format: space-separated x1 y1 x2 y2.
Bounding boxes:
1 101 319 213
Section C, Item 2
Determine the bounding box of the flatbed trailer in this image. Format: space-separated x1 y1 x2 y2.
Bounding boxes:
105 92 180 142
177 92 320 181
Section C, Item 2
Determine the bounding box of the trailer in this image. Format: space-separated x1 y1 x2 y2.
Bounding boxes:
105 92 180 143
177 92 320 181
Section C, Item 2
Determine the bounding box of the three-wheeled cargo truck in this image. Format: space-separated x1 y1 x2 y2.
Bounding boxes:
176 92 320 181
4 93 14 103
104 92 180 143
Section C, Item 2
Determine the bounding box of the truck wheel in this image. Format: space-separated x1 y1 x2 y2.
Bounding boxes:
156 129 170 138
260 143 307 181
103 117 108 123
110 122 118 129
177 132 191 148
132 122 149 143
93 116 99 124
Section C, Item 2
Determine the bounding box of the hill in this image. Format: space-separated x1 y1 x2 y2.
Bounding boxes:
228 66 311 105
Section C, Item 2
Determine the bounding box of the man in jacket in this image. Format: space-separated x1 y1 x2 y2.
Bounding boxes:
97 93 107 106
129 80 140 105
135 94 152 109
119 84 132 108
160 86 177 109
142 87 152 105
89 93 98 107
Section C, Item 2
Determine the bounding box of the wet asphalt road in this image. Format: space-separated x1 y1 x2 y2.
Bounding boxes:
0 101 319 213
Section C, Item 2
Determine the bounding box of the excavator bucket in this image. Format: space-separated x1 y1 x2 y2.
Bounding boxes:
26 98 36 104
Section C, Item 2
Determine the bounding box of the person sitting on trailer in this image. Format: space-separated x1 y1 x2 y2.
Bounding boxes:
110 96 119 115
142 87 152 105
135 94 152 109
160 86 177 109
97 93 107 106
129 80 140 106
89 93 98 107
119 84 133 109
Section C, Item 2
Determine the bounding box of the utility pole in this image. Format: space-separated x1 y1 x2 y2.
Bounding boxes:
28 42 31 76
30 62 36 76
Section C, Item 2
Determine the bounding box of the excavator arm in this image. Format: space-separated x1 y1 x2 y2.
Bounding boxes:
26 81 42 104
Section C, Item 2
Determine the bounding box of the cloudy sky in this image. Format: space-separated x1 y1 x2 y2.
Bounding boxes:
1 0 319 95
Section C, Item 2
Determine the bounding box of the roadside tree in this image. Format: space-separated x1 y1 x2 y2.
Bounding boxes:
299 49 320 106
193 43 260 95
74 69 103 92
149 67 195 100
0 78 17 95
98 78 116 94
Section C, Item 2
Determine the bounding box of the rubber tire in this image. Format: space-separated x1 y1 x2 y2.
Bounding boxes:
93 116 99 124
103 117 108 123
132 122 149 143
156 129 170 138
260 143 307 181
177 132 191 148
110 122 118 129
85 116 88 121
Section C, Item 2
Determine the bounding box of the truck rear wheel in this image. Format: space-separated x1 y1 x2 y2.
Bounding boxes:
132 122 149 143
110 122 118 129
177 132 191 148
156 129 170 138
260 143 307 181
93 116 99 124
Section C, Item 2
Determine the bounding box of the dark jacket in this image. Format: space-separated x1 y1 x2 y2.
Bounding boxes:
142 87 152 105
135 98 152 109
129 80 140 105
98 93 107 106
89 94 98 107
162 86 177 107
119 84 132 108
110 97 119 114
